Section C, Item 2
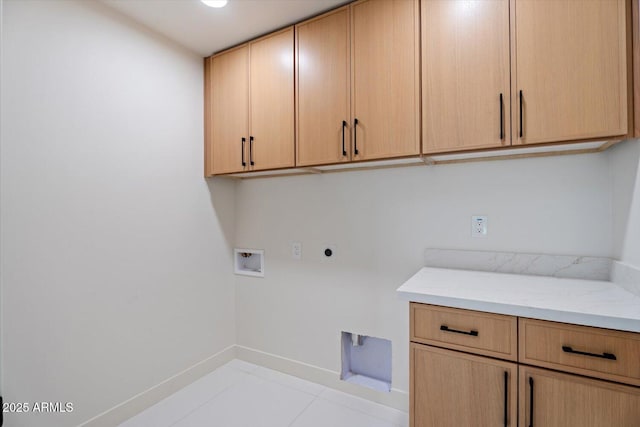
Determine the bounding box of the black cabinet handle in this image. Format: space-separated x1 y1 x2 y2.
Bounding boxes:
562 346 617 360
439 325 478 336
503 372 508 427
342 120 347 156
499 93 504 140
528 377 534 427
519 90 523 138
241 137 246 167
354 118 359 155
249 136 255 166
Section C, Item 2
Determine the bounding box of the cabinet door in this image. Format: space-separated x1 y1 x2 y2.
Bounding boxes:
296 8 350 167
513 0 628 145
249 28 295 171
411 344 517 427
211 45 249 174
422 0 510 154
204 56 213 176
351 0 420 160
519 366 640 427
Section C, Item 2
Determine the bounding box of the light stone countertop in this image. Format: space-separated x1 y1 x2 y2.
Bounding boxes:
397 267 640 333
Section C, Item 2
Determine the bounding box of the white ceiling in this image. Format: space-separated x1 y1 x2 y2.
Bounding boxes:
101 0 349 57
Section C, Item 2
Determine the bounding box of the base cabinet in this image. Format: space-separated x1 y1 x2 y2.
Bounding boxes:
410 303 640 427
411 344 517 427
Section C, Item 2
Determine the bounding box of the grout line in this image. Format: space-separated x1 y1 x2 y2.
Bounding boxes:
285 395 318 427
315 389 408 427
166 363 320 427
225 359 261 374
166 368 261 427
166 382 237 427
247 366 326 398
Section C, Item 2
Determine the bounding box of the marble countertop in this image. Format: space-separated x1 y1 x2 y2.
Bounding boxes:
397 267 640 333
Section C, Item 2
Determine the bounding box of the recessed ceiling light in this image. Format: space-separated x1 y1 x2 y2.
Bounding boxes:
201 0 228 8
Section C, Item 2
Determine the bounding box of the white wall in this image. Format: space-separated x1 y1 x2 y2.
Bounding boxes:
610 139 640 267
0 1 236 426
235 153 613 397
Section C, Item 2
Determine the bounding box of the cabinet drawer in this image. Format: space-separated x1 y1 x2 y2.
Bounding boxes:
410 303 517 361
519 318 640 386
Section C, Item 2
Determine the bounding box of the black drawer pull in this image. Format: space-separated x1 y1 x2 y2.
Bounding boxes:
249 136 255 166
241 137 246 167
562 346 617 360
499 93 504 140
503 371 508 427
519 90 523 138
528 377 534 427
440 325 478 336
353 118 359 155
342 120 347 156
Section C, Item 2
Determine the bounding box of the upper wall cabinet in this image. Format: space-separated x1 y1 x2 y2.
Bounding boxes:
296 7 351 167
205 28 294 176
422 0 631 155
351 0 420 161
206 0 633 176
514 0 629 145
296 0 420 167
422 0 511 153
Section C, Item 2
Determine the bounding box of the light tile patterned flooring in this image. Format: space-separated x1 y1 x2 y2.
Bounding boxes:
119 360 408 427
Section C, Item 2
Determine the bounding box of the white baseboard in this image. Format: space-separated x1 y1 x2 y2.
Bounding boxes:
236 345 409 412
79 345 236 427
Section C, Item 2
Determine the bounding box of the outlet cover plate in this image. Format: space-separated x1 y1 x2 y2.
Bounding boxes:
292 241 302 260
471 215 488 237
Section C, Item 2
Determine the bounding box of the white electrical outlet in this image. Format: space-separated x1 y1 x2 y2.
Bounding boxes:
471 215 488 237
292 242 302 260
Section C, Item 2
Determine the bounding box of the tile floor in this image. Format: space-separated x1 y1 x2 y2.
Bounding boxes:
119 359 408 427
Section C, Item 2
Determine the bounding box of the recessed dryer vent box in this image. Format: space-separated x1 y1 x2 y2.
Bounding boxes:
341 331 392 392
234 249 264 277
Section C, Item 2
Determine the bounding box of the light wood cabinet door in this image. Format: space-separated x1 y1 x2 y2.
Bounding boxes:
211 45 249 175
519 365 640 427
411 344 517 427
296 8 350 167
249 28 295 171
351 0 420 161
422 0 510 154
204 57 213 176
513 0 629 145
